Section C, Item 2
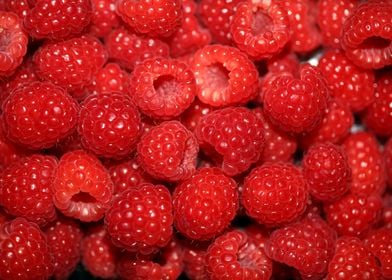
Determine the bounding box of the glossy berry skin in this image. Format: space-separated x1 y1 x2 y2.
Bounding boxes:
180 98 214 132
129 57 196 119
24 0 92 40
0 126 27 171
78 93 142 159
173 168 239 241
89 0 120 38
89 63 129 95
195 107 265 176
303 143 351 202
0 218 54 280
105 183 173 255
242 162 308 227
2 81 79 150
0 154 57 226
137 121 198 182
53 150 114 222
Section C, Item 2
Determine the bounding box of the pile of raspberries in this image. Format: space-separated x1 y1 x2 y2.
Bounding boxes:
0 0 391 279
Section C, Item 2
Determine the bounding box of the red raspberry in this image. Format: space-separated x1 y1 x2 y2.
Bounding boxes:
33 36 107 97
318 49 375 112
0 126 27 171
266 51 300 76
303 143 351 202
78 93 141 159
341 1 392 69
53 150 114 222
23 0 92 40
0 12 28 77
382 193 392 228
89 0 120 38
327 237 381 280
180 98 214 132
5 0 32 18
173 168 239 240
0 154 57 226
0 218 54 280
117 0 182 37
230 0 290 60
191 44 259 107
44 218 83 280
129 57 196 119
105 27 170 71
105 183 173 255
384 137 392 187
324 192 383 237
89 63 129 95
136 121 198 182
263 64 329 133
265 216 336 278
2 81 79 150
183 241 209 280
195 107 265 176
206 230 273 280
242 162 308 226
343 132 386 195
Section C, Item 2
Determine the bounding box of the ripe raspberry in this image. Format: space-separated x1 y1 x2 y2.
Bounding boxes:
0 12 28 77
230 0 290 60
191 44 259 107
24 0 92 40
4 0 31 18
0 126 27 171
384 137 392 186
137 121 198 182
44 218 83 280
117 0 183 37
183 241 209 280
303 143 351 202
89 63 129 95
327 237 381 280
242 162 308 226
206 230 273 280
78 93 141 159
0 218 54 280
0 154 57 226
89 0 120 38
180 98 214 132
266 51 300 76
324 192 383 237
2 81 79 150
173 168 239 240
318 49 375 112
53 150 114 222
381 193 392 228
263 64 329 133
195 107 265 176
105 183 173 255
129 57 196 119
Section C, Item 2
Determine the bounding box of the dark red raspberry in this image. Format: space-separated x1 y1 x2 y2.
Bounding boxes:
117 0 183 37
2 81 79 150
180 98 214 132
24 0 92 40
137 121 198 182
183 241 209 280
4 0 32 18
195 107 265 176
0 154 57 226
191 44 259 107
384 137 392 187
0 126 27 171
173 168 239 240
242 162 308 226
53 150 114 222
88 0 120 38
105 183 173 255
381 193 392 228
0 218 54 280
89 63 129 95
230 0 290 60
129 57 196 119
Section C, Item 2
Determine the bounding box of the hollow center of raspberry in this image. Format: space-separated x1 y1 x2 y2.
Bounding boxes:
358 36 391 50
204 63 230 91
154 75 179 97
252 11 274 35
71 191 97 204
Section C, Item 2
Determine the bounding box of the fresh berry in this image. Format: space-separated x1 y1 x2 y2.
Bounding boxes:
89 63 129 95
4 0 31 18
180 98 214 132
183 241 209 280
88 0 120 38
266 51 300 76
53 150 114 222
384 137 392 187
0 125 27 171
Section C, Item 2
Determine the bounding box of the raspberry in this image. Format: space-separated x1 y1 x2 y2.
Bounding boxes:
0 218 54 280
2 81 79 150
191 44 259 107
23 0 92 40
318 49 375 112
89 63 129 95
180 98 214 132
136 121 198 182
4 0 31 18
266 51 300 76
195 107 265 176
105 183 173 255
173 168 239 241
382 193 392 228
242 162 308 226
327 237 382 280
129 57 196 119
183 241 209 280
117 0 183 37
88 0 120 38
0 126 27 171
230 0 290 60
0 154 57 226
78 93 142 159
206 230 273 280
384 137 392 186
53 150 114 222
303 143 351 202
341 1 392 69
